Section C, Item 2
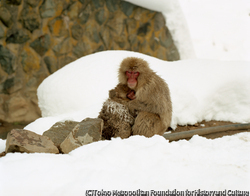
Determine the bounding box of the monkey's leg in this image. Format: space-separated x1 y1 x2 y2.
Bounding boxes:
132 112 166 137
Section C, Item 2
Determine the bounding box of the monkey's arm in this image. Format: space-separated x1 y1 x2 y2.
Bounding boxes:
128 99 158 115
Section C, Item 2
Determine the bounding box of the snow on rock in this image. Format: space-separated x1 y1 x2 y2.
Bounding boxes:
31 50 250 135
124 0 196 60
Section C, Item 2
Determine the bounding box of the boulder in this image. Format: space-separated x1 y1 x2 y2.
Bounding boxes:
60 118 103 154
5 129 59 154
43 120 79 148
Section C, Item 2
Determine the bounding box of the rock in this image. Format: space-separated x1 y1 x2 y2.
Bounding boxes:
106 13 125 36
5 129 59 154
83 22 100 43
159 28 173 49
20 8 40 32
53 37 72 57
67 2 80 20
120 1 135 17
30 34 51 56
6 28 30 44
3 78 15 94
4 95 29 120
27 0 41 8
0 25 5 39
60 118 103 154
6 0 22 6
72 41 91 58
95 8 108 25
154 12 165 31
39 0 56 18
71 24 83 40
43 120 79 149
57 56 75 69
166 45 180 61
79 4 91 24
0 45 14 74
21 47 40 73
48 16 69 38
0 7 12 27
44 55 57 73
92 0 104 9
106 0 118 12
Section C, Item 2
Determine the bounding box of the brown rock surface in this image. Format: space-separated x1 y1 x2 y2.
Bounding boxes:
60 118 103 154
5 129 59 154
43 120 79 148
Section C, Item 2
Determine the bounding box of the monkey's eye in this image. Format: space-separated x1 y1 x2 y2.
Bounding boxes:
127 71 132 74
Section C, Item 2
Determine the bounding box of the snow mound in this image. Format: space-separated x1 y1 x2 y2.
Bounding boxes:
32 50 250 135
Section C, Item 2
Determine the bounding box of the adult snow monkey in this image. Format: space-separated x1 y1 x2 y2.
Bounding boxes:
116 57 172 137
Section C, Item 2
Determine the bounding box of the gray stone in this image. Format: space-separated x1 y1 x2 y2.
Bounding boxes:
0 25 5 39
154 12 165 31
92 0 104 9
30 34 50 56
95 8 107 25
44 56 57 73
166 45 180 61
73 41 91 58
5 129 59 154
0 7 12 27
39 0 56 18
3 78 14 94
6 28 30 44
60 118 103 154
21 8 40 32
57 56 75 69
120 1 135 17
27 0 41 7
53 37 72 57
159 28 173 49
71 24 83 40
43 120 79 148
79 4 91 24
6 0 22 5
106 0 118 12
0 45 14 74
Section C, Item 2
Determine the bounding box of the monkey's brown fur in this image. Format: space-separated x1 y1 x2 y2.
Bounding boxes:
98 84 134 140
118 57 172 137
99 57 172 139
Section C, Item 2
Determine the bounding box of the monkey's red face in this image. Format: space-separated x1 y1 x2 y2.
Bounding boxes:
126 71 139 89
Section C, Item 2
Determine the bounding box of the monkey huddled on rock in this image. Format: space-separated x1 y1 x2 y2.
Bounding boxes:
98 57 172 140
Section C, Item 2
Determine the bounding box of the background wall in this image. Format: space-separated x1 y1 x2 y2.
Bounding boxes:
0 0 179 123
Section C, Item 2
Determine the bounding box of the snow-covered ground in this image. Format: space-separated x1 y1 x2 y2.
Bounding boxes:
1 0 250 194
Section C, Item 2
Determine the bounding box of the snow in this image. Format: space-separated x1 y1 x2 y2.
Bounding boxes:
1 134 250 194
1 0 250 194
125 0 250 61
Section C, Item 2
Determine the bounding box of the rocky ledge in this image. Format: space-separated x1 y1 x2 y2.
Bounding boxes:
4 118 103 155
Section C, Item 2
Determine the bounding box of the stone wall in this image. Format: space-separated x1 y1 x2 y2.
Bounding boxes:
0 0 180 123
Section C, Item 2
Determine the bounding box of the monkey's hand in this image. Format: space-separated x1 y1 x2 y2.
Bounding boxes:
126 90 136 100
128 100 145 114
